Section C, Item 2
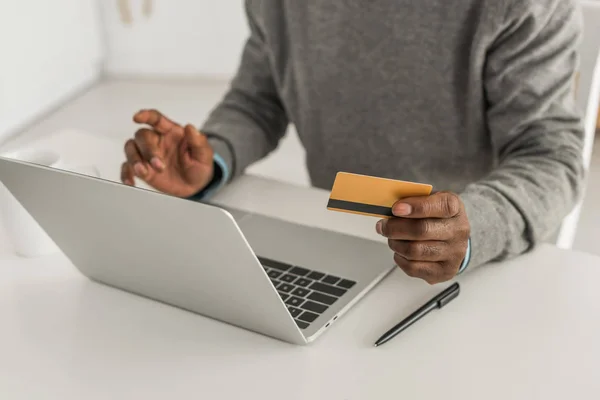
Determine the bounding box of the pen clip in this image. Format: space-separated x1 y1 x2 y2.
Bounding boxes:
437 284 460 308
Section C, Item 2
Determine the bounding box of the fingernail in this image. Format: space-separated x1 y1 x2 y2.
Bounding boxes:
376 220 384 235
393 203 412 216
151 157 164 170
134 163 147 176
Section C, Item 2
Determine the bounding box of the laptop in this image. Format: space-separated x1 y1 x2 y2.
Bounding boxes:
0 156 394 345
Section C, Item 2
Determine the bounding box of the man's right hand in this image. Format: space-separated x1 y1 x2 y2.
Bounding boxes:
121 109 215 198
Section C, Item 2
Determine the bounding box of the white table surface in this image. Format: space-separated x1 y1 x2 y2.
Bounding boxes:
1 131 600 400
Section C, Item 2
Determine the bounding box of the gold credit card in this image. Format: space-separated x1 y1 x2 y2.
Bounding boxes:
327 172 433 218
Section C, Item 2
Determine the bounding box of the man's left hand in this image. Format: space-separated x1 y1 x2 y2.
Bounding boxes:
376 191 470 285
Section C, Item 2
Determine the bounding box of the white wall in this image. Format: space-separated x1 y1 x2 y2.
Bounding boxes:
100 0 248 79
0 0 104 143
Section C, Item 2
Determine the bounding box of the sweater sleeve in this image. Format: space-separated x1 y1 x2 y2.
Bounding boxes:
200 0 289 181
460 0 585 268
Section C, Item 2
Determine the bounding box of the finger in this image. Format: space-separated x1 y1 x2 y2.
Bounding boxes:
377 217 453 241
134 128 164 171
133 109 181 135
393 254 451 285
183 124 212 164
121 162 134 186
392 191 462 219
388 240 448 262
124 139 149 178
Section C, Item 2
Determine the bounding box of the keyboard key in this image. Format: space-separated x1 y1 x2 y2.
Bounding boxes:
322 275 340 285
285 296 305 307
337 279 356 289
259 257 292 271
288 307 302 318
280 274 297 283
295 278 312 287
309 281 347 297
301 301 328 314
298 311 319 323
267 270 282 279
279 283 294 293
296 320 309 329
290 266 311 276
308 292 337 305
278 292 290 301
271 280 282 288
292 287 310 297
307 271 325 280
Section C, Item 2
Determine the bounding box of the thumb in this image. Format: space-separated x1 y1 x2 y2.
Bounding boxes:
183 124 213 165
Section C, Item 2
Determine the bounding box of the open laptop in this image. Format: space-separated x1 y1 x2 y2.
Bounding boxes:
0 156 394 345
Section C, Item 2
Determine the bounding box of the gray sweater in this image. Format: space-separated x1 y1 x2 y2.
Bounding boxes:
201 0 585 269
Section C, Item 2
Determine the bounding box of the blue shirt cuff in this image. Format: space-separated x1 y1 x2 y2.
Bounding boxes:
188 153 230 201
457 238 471 275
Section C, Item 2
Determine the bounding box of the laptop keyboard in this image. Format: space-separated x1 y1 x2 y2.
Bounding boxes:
258 256 356 330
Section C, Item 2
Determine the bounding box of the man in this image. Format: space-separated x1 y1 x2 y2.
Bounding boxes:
121 0 585 285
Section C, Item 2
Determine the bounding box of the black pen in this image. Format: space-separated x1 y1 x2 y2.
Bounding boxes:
374 282 460 347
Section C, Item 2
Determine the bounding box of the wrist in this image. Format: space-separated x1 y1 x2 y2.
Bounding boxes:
187 153 229 201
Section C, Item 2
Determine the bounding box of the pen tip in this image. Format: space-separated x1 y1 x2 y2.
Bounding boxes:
374 343 379 347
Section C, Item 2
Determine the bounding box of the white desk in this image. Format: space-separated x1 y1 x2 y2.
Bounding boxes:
1 131 600 399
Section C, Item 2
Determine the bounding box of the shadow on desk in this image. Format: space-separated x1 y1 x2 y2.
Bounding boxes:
6 279 342 397
13 278 300 350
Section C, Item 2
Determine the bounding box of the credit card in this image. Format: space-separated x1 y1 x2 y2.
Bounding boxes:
327 172 432 218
